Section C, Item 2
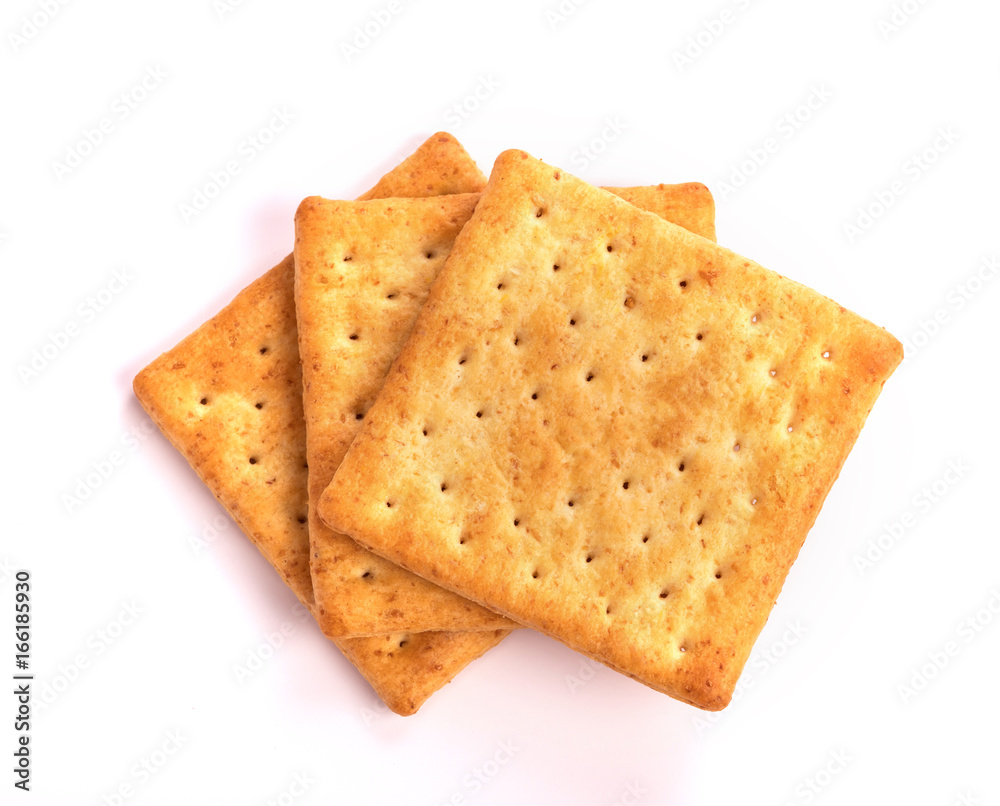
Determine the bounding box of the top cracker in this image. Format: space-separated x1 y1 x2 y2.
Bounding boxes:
298 183 716 637
319 150 903 710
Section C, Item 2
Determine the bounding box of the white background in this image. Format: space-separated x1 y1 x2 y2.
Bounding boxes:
3 0 999 803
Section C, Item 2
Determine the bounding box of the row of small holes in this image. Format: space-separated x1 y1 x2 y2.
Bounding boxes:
200 344 272 406
456 342 661 371
505 259 835 366
449 328 799 345
198 397 265 409
341 253 435 262
202 348 310 528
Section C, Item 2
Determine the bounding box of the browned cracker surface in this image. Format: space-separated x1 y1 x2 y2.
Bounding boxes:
133 133 508 715
319 150 902 711
605 183 716 244
296 194 514 636
296 184 717 637
340 629 508 716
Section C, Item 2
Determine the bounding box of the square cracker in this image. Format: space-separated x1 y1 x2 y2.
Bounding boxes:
297 194 512 635
295 184 717 637
318 149 903 711
133 133 508 715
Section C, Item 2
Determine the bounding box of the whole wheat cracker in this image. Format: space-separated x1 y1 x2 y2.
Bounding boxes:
296 194 511 635
133 133 509 714
296 184 717 637
340 628 508 716
318 149 903 711
605 183 716 243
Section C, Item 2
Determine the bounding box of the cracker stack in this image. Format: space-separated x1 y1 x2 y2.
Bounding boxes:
135 136 900 714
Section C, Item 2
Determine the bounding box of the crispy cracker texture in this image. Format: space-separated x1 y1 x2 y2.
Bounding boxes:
298 184 716 637
605 183 716 243
358 132 488 201
134 254 312 600
319 149 903 711
341 629 508 716
296 194 516 636
133 132 508 714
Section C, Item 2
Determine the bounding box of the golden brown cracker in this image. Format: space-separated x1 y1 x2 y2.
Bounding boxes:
297 184 717 637
296 194 515 635
319 150 902 711
134 133 506 714
341 629 508 716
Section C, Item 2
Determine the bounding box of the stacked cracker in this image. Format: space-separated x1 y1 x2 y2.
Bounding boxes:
135 135 900 714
